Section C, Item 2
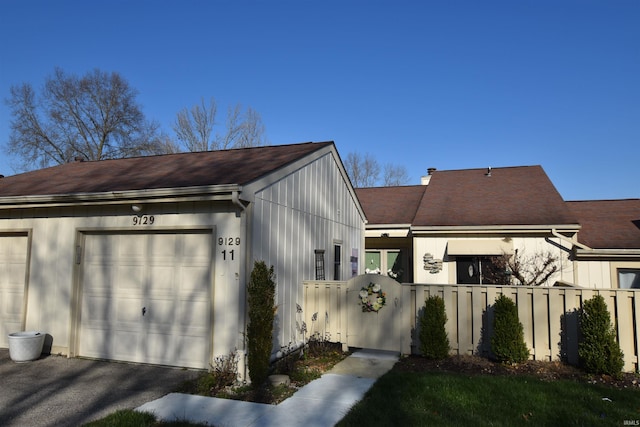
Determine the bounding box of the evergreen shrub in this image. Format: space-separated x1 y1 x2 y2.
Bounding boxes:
247 261 276 386
491 294 529 364
578 294 624 377
419 295 450 360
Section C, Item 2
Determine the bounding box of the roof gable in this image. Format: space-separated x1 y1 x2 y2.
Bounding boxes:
568 199 640 249
0 142 333 198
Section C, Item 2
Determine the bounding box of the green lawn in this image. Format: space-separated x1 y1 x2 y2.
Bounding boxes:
337 371 640 426
83 409 207 427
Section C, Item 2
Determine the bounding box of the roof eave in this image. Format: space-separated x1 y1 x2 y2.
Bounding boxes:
364 224 412 238
0 184 243 209
574 248 640 260
411 224 582 235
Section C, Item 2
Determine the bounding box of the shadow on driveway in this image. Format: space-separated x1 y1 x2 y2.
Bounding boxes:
0 349 200 427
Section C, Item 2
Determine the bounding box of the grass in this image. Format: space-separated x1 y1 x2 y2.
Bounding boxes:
83 409 207 427
337 370 640 426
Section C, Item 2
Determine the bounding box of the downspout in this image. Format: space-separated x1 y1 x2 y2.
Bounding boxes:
551 228 591 287
231 190 249 380
551 229 591 251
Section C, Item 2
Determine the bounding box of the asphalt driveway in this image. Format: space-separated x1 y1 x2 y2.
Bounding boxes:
0 349 200 427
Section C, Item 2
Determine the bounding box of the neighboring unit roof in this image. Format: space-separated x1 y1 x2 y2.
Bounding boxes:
411 166 579 227
0 142 333 198
355 185 426 225
568 199 640 249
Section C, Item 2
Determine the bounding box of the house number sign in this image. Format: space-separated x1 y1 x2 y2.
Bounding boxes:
219 237 240 261
132 215 155 225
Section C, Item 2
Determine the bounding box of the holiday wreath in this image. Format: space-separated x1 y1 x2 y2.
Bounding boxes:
359 282 386 312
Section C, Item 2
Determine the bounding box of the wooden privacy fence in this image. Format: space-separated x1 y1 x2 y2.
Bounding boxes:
302 274 640 372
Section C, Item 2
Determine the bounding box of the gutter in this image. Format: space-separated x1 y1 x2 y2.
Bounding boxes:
574 248 640 260
411 224 582 234
0 184 242 209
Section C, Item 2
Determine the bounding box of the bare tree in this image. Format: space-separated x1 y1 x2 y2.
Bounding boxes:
173 97 217 152
485 250 560 286
174 99 267 152
344 152 380 188
383 164 410 186
5 67 165 170
344 151 410 187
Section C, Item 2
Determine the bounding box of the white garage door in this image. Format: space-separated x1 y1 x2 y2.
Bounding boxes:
0 234 29 348
78 230 213 368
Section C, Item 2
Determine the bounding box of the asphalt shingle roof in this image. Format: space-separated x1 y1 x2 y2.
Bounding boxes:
568 199 640 249
355 185 426 225
0 142 332 197
357 166 579 228
413 166 578 227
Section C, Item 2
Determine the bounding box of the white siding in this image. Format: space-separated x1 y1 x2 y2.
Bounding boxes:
252 152 364 352
414 235 575 286
576 261 611 289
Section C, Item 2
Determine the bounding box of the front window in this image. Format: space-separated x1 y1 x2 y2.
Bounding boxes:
618 269 640 289
333 244 342 280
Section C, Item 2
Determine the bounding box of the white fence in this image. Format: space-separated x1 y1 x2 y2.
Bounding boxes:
302 275 640 372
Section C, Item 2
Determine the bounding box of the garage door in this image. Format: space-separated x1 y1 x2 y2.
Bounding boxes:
78 230 212 368
0 234 29 348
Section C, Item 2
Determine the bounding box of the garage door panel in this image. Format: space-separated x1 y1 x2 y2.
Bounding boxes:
83 295 112 323
116 264 145 292
79 231 212 368
179 266 210 294
179 299 209 329
113 330 141 361
176 335 209 367
148 234 178 257
148 266 175 293
80 325 113 358
146 298 175 327
115 296 146 324
83 262 115 290
119 234 146 257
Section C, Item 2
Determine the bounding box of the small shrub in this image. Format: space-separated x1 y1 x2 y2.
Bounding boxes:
578 294 624 377
419 295 450 359
196 350 239 395
491 294 529 364
247 260 276 386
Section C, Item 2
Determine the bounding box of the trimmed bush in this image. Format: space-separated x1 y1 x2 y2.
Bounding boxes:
578 294 624 377
419 295 450 359
247 261 276 386
491 294 529 364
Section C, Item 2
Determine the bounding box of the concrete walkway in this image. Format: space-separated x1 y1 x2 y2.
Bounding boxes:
137 349 398 427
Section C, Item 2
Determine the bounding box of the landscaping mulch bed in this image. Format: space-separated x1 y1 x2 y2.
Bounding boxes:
393 354 640 390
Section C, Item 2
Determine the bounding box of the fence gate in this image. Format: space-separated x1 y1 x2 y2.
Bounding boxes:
345 275 403 352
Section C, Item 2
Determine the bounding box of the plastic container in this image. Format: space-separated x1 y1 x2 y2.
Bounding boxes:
8 331 45 362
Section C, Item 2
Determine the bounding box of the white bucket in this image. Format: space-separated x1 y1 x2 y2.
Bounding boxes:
8 331 45 362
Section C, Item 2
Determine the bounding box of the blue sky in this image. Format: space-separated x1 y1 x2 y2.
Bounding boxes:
0 0 638 200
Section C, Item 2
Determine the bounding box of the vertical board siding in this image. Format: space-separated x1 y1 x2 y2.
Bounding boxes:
303 281 640 372
253 153 364 354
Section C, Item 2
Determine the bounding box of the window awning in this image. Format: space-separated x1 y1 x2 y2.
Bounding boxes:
447 240 513 256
